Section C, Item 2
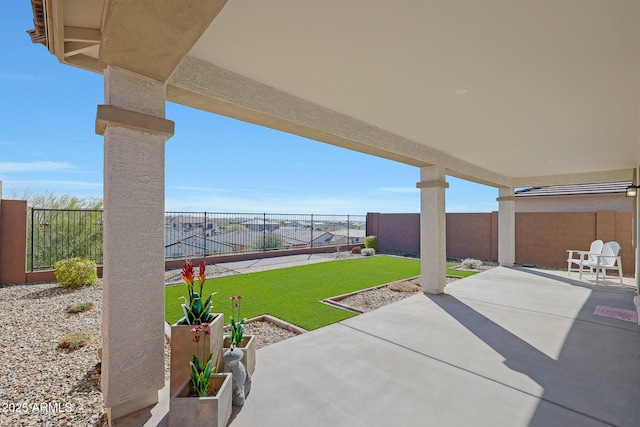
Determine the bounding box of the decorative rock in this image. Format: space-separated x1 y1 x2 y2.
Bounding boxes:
222 348 251 406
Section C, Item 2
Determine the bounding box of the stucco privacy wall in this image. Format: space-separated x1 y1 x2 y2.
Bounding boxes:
367 211 635 273
447 212 498 261
0 200 27 284
365 213 420 253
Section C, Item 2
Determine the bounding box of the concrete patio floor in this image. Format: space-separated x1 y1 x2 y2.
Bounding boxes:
118 266 640 426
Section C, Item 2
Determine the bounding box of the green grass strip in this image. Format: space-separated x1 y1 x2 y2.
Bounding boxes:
446 264 477 277
166 256 420 330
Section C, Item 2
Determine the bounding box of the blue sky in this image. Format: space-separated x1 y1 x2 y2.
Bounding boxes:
0 3 498 214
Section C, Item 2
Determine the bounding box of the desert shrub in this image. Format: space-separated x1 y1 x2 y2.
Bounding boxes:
54 257 98 288
364 235 380 252
58 332 91 351
461 258 483 269
361 248 376 256
66 302 94 314
351 246 362 254
388 279 421 293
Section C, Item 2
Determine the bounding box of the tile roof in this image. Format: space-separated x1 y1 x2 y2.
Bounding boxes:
515 182 632 197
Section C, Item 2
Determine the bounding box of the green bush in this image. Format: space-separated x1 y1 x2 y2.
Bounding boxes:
54 257 98 288
364 235 380 252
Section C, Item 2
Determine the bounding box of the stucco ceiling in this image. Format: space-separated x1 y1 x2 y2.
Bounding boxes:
35 0 640 187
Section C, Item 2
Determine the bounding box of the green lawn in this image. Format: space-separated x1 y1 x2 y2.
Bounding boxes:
166 256 477 330
166 256 417 330
446 264 477 277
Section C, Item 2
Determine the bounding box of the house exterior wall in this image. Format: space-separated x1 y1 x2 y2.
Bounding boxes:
515 194 633 212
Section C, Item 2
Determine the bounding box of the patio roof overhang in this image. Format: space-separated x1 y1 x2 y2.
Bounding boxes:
29 0 640 187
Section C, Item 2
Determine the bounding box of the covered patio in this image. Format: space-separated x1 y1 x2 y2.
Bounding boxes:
26 1 640 424
126 266 640 426
234 267 639 427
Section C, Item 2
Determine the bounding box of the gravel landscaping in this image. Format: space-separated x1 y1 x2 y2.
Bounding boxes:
0 280 108 426
336 276 461 313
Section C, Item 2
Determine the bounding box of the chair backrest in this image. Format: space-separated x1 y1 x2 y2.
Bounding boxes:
598 241 621 267
587 240 604 263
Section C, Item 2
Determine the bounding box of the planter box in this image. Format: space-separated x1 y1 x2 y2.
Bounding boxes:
223 335 256 375
170 314 224 395
169 373 232 427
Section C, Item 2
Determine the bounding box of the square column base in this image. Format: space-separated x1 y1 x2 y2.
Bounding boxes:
108 390 158 425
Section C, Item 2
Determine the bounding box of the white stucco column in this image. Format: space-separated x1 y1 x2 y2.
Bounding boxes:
96 66 174 423
417 166 448 294
497 187 516 267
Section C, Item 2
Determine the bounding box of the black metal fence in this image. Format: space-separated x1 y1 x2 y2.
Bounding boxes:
28 209 366 271
28 208 104 271
165 212 366 259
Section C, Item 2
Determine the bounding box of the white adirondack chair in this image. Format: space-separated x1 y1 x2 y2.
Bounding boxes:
567 240 603 277
590 241 623 285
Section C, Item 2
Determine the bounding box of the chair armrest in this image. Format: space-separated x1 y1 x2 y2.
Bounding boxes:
567 250 591 261
593 254 620 261
567 250 590 255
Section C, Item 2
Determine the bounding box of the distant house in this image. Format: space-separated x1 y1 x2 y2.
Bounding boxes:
241 219 280 232
286 220 311 228
331 228 366 245
278 227 334 248
514 182 632 212
166 215 216 232
211 230 264 252
164 227 233 258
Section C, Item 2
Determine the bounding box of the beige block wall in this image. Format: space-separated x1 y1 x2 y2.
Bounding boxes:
446 213 495 261
369 210 635 273
366 213 419 253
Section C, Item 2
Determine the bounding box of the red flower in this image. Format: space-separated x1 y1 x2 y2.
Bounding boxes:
230 296 236 301
203 323 210 335
198 261 206 286
182 262 194 287
191 326 203 333
192 335 201 343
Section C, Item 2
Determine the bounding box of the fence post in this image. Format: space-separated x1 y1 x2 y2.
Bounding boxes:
347 215 350 244
263 213 267 252
203 211 207 257
310 214 314 248
30 208 34 272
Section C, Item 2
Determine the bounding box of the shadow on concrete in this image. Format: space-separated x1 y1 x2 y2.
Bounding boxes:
427 272 640 426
